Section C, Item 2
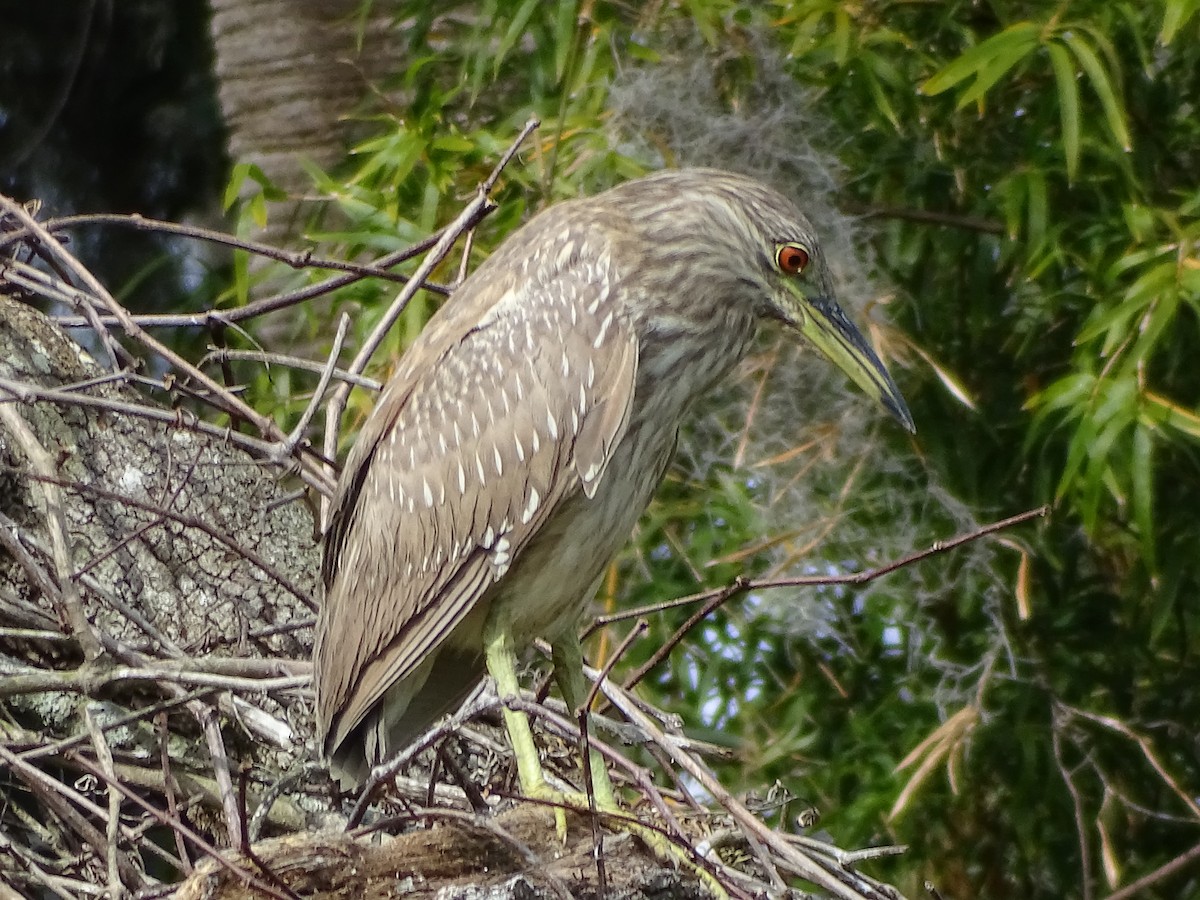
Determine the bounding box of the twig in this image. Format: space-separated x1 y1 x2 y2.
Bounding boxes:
1103 841 1200 900
62 751 294 900
198 347 381 391
36 212 430 285
1057 702 1200 820
594 672 907 900
0 664 307 699
0 403 103 659
0 744 144 887
0 373 287 469
84 705 127 897
595 506 1050 692
50 227 448 330
0 195 334 495
157 710 193 874
1052 721 1093 900
282 312 349 458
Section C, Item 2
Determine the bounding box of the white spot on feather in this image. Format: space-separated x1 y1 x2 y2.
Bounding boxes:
422 478 433 508
475 452 487 485
522 487 541 524
593 311 614 349
456 461 466 494
546 410 558 441
493 446 503 476
492 535 511 569
514 433 525 462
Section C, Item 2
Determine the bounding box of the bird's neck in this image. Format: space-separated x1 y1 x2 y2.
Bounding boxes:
632 309 758 424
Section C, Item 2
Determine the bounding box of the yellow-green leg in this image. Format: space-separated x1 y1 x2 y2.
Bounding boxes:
482 613 727 898
551 634 617 806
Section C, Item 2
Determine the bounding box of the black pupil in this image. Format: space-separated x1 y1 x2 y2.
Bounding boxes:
787 248 806 270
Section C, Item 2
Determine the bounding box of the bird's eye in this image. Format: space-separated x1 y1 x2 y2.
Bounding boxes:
775 243 810 275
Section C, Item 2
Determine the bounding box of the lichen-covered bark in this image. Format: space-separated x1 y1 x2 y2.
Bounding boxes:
0 296 318 658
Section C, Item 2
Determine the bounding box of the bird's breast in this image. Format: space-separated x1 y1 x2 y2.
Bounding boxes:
485 417 680 639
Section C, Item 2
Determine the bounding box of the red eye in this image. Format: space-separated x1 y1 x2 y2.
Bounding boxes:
776 243 810 275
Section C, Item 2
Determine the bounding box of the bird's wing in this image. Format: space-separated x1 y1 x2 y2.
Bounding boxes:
317 244 638 752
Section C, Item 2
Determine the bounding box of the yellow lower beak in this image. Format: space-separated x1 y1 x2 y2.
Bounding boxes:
791 290 915 433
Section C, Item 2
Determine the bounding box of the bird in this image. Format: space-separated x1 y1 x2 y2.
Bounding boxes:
314 168 913 805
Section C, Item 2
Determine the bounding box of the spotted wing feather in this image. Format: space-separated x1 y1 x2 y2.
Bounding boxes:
316 234 637 766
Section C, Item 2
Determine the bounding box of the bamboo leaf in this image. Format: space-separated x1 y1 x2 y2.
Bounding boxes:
494 0 541 77
957 36 1039 108
921 22 1039 95
1062 31 1133 151
1046 42 1080 181
1160 0 1200 44
1131 423 1155 566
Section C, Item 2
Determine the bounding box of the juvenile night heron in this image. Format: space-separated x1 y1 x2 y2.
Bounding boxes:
315 169 913 805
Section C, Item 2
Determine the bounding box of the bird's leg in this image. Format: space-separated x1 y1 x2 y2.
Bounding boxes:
484 615 726 898
550 634 617 809
482 611 570 837
552 635 729 900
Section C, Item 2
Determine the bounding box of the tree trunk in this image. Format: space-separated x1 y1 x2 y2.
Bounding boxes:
207 0 405 245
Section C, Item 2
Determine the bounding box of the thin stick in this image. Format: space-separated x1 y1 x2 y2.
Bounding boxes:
596 506 1050 693
0 404 103 659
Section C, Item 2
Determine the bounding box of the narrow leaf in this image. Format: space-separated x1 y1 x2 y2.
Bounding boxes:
1131 424 1155 567
956 36 1039 108
1160 0 1200 44
921 22 1038 95
1046 42 1081 181
1063 32 1133 151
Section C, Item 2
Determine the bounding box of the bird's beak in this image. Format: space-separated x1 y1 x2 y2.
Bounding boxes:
784 283 915 433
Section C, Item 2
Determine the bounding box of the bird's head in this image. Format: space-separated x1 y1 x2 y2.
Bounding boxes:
614 169 915 433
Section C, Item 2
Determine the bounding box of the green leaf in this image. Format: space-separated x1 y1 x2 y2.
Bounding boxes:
431 134 477 153
956 36 1040 108
921 22 1039 96
1130 423 1155 566
1046 42 1080 181
1161 0 1200 44
553 0 576 80
494 0 541 77
1062 31 1132 152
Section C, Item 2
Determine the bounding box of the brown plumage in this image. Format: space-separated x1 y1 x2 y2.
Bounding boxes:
315 169 912 786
